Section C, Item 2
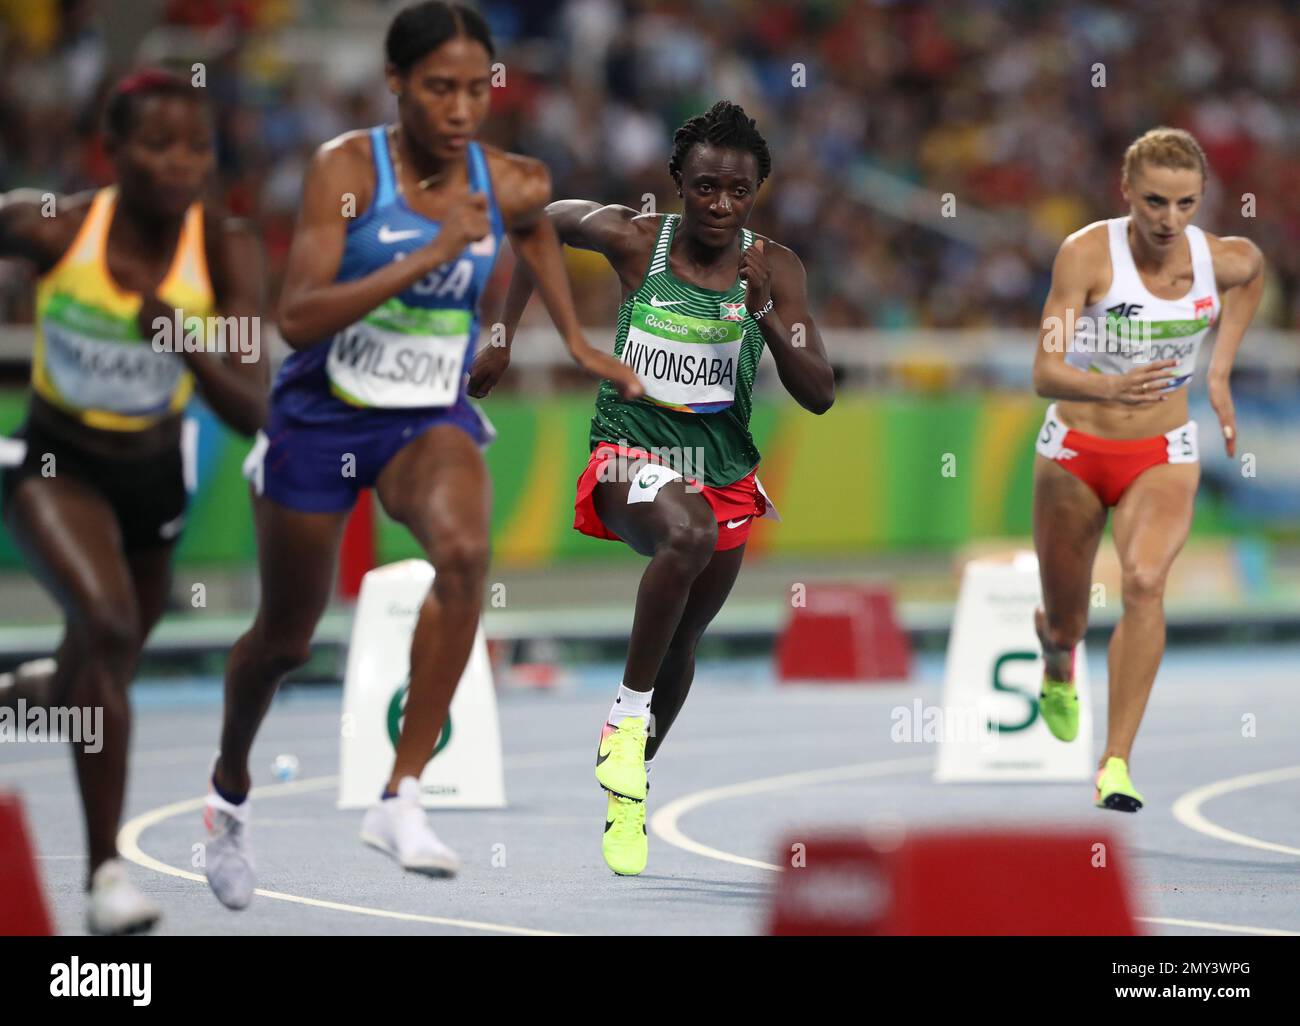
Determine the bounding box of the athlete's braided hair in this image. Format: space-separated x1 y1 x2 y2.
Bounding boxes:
669 101 771 188
386 1 495 74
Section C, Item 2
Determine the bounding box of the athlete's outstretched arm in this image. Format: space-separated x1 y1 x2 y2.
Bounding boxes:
0 190 75 270
277 141 481 349
473 231 547 395
478 176 641 399
740 240 834 414
470 233 536 396
1032 231 1176 404
1206 236 1265 457
496 201 646 338
547 201 646 255
150 218 268 436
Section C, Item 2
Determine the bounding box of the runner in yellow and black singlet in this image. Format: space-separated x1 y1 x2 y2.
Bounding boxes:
0 69 266 933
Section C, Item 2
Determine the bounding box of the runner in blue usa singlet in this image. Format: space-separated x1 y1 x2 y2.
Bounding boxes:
201 2 640 906
247 125 501 511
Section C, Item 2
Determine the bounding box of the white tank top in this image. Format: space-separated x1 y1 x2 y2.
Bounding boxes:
1067 217 1219 392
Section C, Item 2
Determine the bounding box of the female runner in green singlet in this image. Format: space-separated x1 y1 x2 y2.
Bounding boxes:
481 101 835 876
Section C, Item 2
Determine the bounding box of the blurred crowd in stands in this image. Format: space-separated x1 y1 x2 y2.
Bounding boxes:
2 0 1297 334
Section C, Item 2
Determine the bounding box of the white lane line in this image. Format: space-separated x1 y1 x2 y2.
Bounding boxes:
117 775 563 937
1141 916 1300 937
9 737 529 783
2 725 884 781
2 748 207 780
650 755 1298 937
1171 764 1300 858
115 731 891 935
0 737 343 780
651 757 932 871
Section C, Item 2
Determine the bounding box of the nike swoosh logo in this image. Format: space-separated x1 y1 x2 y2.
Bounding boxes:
604 818 615 833
378 225 421 244
648 296 684 308
725 517 751 529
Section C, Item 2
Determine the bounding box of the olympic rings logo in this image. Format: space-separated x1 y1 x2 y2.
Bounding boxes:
694 326 730 342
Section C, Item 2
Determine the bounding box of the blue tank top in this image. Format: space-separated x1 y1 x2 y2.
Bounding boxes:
272 126 505 424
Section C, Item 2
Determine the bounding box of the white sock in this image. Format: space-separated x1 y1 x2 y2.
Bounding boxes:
608 684 652 727
645 759 654 780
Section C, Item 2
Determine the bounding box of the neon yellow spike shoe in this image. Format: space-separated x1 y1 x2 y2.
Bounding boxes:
595 717 648 801
603 792 648 876
1039 678 1079 742
1095 757 1144 813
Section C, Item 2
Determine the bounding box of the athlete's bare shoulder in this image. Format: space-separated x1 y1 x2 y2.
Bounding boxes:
547 199 657 257
0 188 97 270
200 197 250 234
49 190 98 216
1061 219 1111 259
589 205 658 232
593 208 660 265
1203 231 1264 290
620 208 663 244
480 146 554 226
1053 220 1111 297
315 129 377 175
751 234 803 272
201 205 261 269
305 130 377 192
295 129 378 218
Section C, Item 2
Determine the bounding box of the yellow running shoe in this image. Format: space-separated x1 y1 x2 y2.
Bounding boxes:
1095 756 1144 813
595 717 648 801
1039 678 1079 742
603 792 647 876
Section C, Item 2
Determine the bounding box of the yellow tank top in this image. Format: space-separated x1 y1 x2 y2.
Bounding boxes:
31 186 215 431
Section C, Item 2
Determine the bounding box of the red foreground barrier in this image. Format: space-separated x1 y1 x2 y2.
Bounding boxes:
769 828 1140 935
776 584 911 682
0 792 54 936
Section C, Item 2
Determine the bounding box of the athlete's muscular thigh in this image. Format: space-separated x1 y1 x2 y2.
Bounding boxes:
592 455 715 558
1033 454 1107 621
375 423 490 556
5 474 138 634
1111 462 1198 581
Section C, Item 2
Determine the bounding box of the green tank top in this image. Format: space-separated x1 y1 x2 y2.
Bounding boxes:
589 213 765 487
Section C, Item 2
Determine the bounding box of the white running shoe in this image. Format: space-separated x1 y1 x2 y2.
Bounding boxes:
0 657 57 703
203 783 255 910
360 776 460 876
86 859 160 935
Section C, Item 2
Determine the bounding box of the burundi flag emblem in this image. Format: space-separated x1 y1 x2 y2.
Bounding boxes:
719 301 746 322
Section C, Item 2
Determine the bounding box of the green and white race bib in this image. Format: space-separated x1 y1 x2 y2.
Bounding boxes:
42 295 182 415
621 303 742 413
327 300 470 409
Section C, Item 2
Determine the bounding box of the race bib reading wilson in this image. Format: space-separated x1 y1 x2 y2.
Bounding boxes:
326 301 470 409
622 303 742 414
